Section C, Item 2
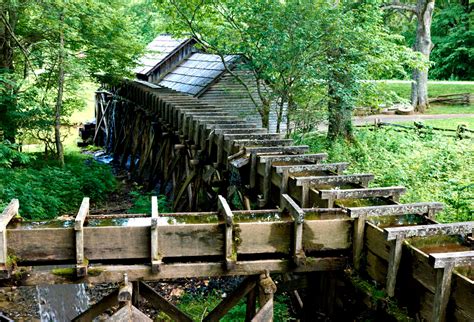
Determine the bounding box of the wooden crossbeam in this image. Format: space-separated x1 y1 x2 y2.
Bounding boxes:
258 153 327 164
274 162 348 174
347 202 444 219
384 222 474 241
72 289 119 321
0 199 19 277
233 139 294 148
75 198 89 277
429 251 474 269
319 186 406 201
245 145 309 155
296 174 374 187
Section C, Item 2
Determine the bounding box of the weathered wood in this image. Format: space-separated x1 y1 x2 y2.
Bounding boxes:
0 199 19 273
385 221 474 241
255 272 276 322
139 282 193 322
386 236 403 297
281 194 305 265
263 160 272 205
106 305 152 322
252 297 273 322
151 196 161 273
72 289 119 321
429 251 474 269
75 198 89 277
118 281 133 302
244 146 309 155
218 195 235 269
432 262 455 322
204 277 257 322
15 257 348 286
245 287 257 322
353 214 367 271
258 153 327 164
233 139 294 148
274 162 348 174
348 202 444 218
296 174 374 188
319 186 406 200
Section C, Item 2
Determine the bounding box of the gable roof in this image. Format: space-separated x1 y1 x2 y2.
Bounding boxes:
134 35 192 76
158 53 238 95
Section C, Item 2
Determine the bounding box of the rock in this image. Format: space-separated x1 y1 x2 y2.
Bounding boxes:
392 103 414 115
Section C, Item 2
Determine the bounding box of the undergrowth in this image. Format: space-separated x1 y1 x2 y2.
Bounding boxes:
128 191 171 214
0 151 116 220
294 128 473 222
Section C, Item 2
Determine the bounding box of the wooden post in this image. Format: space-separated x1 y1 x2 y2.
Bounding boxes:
151 196 162 273
218 195 236 270
353 214 367 271
301 182 310 208
279 169 289 208
281 194 305 266
249 152 257 189
118 274 133 303
254 271 277 322
245 287 257 322
75 197 89 277
263 160 272 206
0 199 19 278
386 236 403 297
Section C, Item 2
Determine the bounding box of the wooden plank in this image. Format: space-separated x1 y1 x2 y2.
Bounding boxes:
75 198 89 277
72 290 119 321
203 277 257 322
0 199 19 271
296 174 374 187
233 139 294 148
139 282 193 322
106 305 152 322
218 195 235 269
151 196 161 273
274 162 348 174
258 153 327 164
118 281 133 302
384 221 474 241
429 251 474 269
245 287 257 322
251 297 273 322
353 215 366 271
432 262 455 322
244 146 309 155
303 220 352 251
348 202 444 218
17 257 348 285
319 186 406 200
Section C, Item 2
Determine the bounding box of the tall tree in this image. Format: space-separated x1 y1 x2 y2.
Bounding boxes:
383 0 435 112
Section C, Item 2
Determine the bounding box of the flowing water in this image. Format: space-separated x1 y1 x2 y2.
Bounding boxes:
36 284 88 321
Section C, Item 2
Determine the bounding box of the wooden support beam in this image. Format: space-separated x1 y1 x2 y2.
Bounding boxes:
274 162 348 174
244 146 309 155
296 174 374 188
262 160 272 206
384 221 474 241
203 276 257 322
75 198 89 277
139 282 193 322
151 196 161 273
353 214 367 271
72 290 119 321
319 186 407 201
118 281 133 303
348 202 444 218
233 139 294 148
218 195 236 270
386 236 403 297
281 194 305 266
0 199 19 278
254 271 277 322
245 287 257 322
432 262 455 322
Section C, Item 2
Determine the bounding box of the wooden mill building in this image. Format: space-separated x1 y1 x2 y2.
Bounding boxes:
134 35 286 133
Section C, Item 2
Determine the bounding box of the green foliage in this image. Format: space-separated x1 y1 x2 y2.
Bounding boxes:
0 142 33 168
0 153 116 220
128 192 171 214
175 291 293 321
430 4 474 80
294 128 473 222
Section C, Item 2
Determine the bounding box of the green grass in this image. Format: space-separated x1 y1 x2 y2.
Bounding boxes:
382 81 474 100
427 104 474 115
69 81 97 124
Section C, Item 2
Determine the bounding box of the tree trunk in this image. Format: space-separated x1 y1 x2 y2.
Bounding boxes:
259 102 270 130
411 0 435 113
55 13 65 166
0 5 18 142
327 83 353 142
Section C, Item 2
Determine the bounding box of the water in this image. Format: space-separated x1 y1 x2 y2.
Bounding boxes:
37 284 88 321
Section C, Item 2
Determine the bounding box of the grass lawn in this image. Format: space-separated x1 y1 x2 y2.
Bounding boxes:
382 81 474 100
396 117 474 130
427 104 474 115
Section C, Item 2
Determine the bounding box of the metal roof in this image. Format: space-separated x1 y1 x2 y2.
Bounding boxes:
158 53 238 95
134 35 189 75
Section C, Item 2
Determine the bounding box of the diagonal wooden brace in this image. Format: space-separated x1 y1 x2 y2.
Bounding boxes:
75 198 89 277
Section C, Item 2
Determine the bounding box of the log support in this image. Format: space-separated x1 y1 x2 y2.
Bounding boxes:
218 195 236 270
151 196 162 273
281 194 305 266
0 199 19 278
75 198 89 277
